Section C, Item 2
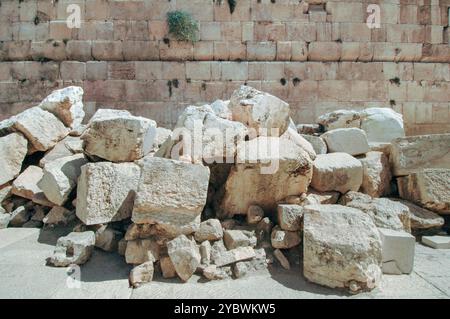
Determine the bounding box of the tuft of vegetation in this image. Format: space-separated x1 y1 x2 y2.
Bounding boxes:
167 10 199 42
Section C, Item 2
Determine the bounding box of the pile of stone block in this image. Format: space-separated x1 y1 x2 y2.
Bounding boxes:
0 85 449 293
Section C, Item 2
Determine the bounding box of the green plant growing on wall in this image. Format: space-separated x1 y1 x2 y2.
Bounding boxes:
167 10 199 42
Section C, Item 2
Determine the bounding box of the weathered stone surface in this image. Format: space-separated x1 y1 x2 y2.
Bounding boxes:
256 217 273 247
300 190 340 206
43 206 74 226
39 154 88 206
167 235 201 282
390 134 450 176
271 226 301 249
277 204 304 231
210 240 227 265
322 128 369 156
76 162 141 225
223 230 256 250
0 184 12 203
281 127 316 160
0 213 10 229
301 134 327 154
39 136 83 167
303 204 382 293
0 118 15 137
397 169 450 214
360 108 405 143
274 249 290 270
203 265 232 280
194 219 223 242
394 199 444 230
48 231 95 267
229 86 290 136
421 236 450 249
13 107 69 152
297 124 322 135
247 205 264 224
95 225 122 252
214 246 256 267
0 133 28 186
152 127 172 152
199 240 212 265
342 192 411 232
369 142 391 158
317 110 361 131
12 166 44 200
379 228 415 275
129 261 154 288
125 238 160 265
132 157 210 226
359 151 392 198
217 136 313 217
117 239 127 256
160 255 177 278
311 153 363 193
39 86 85 129
82 109 157 162
211 99 232 121
9 206 31 227
232 248 268 278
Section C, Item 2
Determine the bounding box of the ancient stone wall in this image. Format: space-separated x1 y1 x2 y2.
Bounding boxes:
0 0 449 134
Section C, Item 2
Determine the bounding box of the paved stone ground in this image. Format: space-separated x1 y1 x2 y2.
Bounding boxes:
0 227 449 299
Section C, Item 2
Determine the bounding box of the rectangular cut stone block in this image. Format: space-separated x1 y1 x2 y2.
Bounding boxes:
390 134 450 176
379 228 415 275
76 162 141 225
422 236 450 249
132 157 210 226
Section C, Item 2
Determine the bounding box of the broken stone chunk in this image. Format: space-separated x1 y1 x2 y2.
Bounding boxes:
167 235 201 282
277 204 304 231
0 213 10 229
394 199 444 231
125 238 160 265
379 228 415 275
0 133 28 186
39 154 88 206
311 153 363 193
9 205 32 227
223 230 255 250
194 219 223 242
132 157 210 226
13 107 69 152
421 236 450 249
82 109 157 162
95 225 123 252
274 249 290 270
360 108 405 143
203 265 232 281
300 134 327 154
213 246 256 267
199 240 212 265
160 255 177 278
247 205 264 224
12 166 45 201
43 206 74 226
76 162 140 225
322 128 369 156
129 261 154 288
38 86 85 129
271 226 301 249
39 136 83 168
303 204 382 293
359 151 392 198
317 110 361 131
48 231 95 267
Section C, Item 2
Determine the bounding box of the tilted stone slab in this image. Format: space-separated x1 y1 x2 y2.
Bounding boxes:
0 133 28 186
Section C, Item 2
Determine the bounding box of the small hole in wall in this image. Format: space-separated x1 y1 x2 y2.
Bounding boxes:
293 77 301 86
280 78 287 86
390 100 396 107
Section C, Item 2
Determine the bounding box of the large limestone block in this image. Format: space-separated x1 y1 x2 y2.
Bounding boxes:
311 153 363 193
39 136 83 167
379 228 415 275
82 109 157 162
390 134 450 176
132 157 210 226
39 154 88 206
48 232 95 267
317 110 361 131
394 199 444 231
13 107 69 152
229 86 290 136
360 107 405 143
397 169 450 214
303 205 382 293
301 134 327 155
38 86 85 129
342 192 411 232
217 136 313 217
0 133 28 186
322 128 369 156
167 235 201 282
158 104 248 164
281 127 316 160
359 151 392 198
76 162 141 225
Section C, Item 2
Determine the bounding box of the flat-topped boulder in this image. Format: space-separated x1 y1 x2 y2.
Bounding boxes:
0 133 28 186
321 128 369 156
397 169 450 214
303 204 382 293
311 153 363 193
38 86 85 129
390 134 450 176
82 109 157 162
229 86 290 137
76 162 141 225
132 157 210 226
